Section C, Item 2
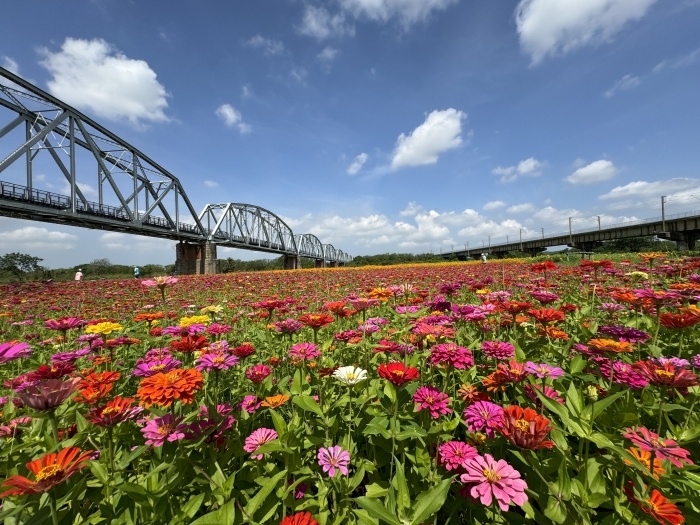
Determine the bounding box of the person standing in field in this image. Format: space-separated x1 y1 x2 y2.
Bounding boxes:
133 266 140 279
74 269 83 281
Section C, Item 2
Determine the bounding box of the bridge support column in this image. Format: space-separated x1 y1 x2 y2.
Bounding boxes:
525 247 546 257
328 261 338 268
314 259 325 268
175 242 220 275
283 255 300 269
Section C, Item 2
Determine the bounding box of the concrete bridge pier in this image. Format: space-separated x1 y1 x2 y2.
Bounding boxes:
283 255 300 269
567 241 602 253
660 230 699 251
314 259 325 268
328 261 339 268
525 247 546 257
175 242 220 275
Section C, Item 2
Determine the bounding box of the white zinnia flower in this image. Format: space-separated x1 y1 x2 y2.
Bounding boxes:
332 366 367 385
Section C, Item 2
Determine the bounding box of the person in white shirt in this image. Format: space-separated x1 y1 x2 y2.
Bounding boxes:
75 269 83 281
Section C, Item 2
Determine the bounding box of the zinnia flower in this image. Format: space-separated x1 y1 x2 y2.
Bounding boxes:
86 396 143 427
244 428 278 459
496 405 554 450
17 377 81 410
438 441 478 472
463 401 503 438
0 341 32 364
141 414 188 447
298 313 335 329
261 394 289 409
524 362 565 380
0 447 94 497
481 341 515 360
429 343 474 368
280 511 319 525
622 427 693 468
624 483 685 525
459 454 528 512
378 362 419 386
633 360 700 388
239 395 262 414
317 445 350 476
136 368 204 408
245 364 273 384
44 317 85 332
412 386 451 419
195 352 239 372
84 322 123 336
142 276 178 289
332 366 367 385
289 342 321 361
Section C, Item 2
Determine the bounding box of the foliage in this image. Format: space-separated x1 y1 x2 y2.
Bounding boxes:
0 252 43 280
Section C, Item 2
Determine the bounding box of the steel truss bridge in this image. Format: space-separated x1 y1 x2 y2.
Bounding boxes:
0 67 351 271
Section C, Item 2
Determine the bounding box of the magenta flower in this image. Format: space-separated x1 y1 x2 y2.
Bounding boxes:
44 317 85 331
245 364 272 384
481 341 515 360
195 352 239 372
460 454 528 511
50 347 93 363
274 318 304 335
622 427 694 468
244 428 278 459
463 401 504 438
0 341 32 364
207 324 232 336
288 342 321 361
413 386 452 419
16 377 80 410
132 357 182 377
438 441 478 472
141 414 188 447
429 343 474 369
239 395 262 414
524 362 564 380
318 445 351 476
141 276 178 289
523 384 565 407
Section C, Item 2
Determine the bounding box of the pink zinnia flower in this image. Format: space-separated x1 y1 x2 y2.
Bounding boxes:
239 395 262 414
464 401 504 438
141 414 188 447
16 377 81 410
438 441 478 472
0 341 32 364
622 427 693 468
244 428 278 459
289 342 321 361
141 276 178 289
523 384 565 407
245 364 272 384
132 357 182 377
44 317 85 332
460 454 528 511
481 341 515 360
195 352 239 372
429 343 474 369
524 362 564 380
612 362 649 389
412 386 452 419
317 445 351 476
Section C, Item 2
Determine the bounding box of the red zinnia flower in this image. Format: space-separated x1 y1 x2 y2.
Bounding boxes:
0 447 94 497
86 396 143 427
633 361 700 389
624 483 685 525
378 362 419 386
496 405 554 450
660 312 700 329
527 308 565 324
280 511 319 525
169 335 208 353
298 313 335 329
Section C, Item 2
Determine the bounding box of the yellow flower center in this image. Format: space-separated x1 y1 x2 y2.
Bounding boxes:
346 373 356 380
483 468 501 483
158 424 173 435
35 464 62 482
655 370 674 378
213 356 225 364
102 406 117 415
150 364 165 371
166 372 181 383
515 418 530 431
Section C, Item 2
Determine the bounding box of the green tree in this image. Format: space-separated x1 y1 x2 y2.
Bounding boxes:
0 252 43 280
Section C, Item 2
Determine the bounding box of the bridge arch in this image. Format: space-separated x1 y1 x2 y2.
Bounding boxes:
294 233 325 259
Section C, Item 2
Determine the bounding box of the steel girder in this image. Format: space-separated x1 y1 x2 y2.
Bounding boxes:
0 67 205 239
294 233 325 259
199 203 298 255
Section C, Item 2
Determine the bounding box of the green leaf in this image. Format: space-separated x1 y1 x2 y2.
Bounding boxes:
270 409 288 436
190 500 236 525
583 391 625 422
566 382 583 417
544 495 567 524
410 478 453 525
244 469 287 518
181 493 206 519
293 395 324 418
394 461 411 522
354 497 402 525
88 460 109 484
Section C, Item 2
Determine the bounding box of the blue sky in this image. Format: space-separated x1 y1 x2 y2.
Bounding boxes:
1 0 699 268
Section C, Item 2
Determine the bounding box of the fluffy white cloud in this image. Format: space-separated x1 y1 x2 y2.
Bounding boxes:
1 56 19 74
347 152 368 175
298 6 355 40
515 0 658 65
339 0 458 27
39 38 170 127
391 109 465 170
566 159 617 184
243 35 285 55
215 104 251 134
399 202 424 216
507 203 535 213
599 178 700 200
0 226 78 251
604 74 641 98
491 157 544 183
483 200 506 210
98 232 173 253
318 46 340 63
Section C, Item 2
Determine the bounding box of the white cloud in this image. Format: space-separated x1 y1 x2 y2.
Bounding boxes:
339 0 458 27
60 182 98 197
653 47 700 73
215 104 251 134
566 159 617 184
491 157 544 183
483 200 506 210
203 180 219 188
0 226 78 251
98 231 172 253
39 38 170 127
298 6 355 40
515 0 658 65
604 74 641 98
1 56 19 74
347 152 368 175
599 177 700 200
242 85 253 99
399 202 424 216
391 108 465 170
243 35 285 56
507 203 535 213
318 46 340 63
290 67 308 84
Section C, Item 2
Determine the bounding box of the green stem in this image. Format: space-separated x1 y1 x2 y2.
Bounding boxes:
49 493 59 525
48 410 59 446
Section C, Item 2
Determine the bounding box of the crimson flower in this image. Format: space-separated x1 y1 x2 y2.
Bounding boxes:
86 396 143 427
298 313 335 329
378 362 419 386
633 360 700 388
44 317 85 331
622 427 693 468
496 405 554 450
280 511 319 525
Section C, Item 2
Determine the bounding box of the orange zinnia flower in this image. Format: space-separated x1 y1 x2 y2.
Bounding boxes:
587 338 634 354
261 394 289 408
137 368 204 408
73 383 113 405
624 483 685 525
624 447 665 479
496 405 554 450
298 313 335 329
660 312 700 329
0 447 94 497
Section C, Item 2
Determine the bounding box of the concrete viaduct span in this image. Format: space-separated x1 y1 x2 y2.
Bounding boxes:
442 211 700 261
0 67 351 273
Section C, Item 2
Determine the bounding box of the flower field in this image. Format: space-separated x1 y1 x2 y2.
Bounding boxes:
1 255 700 525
